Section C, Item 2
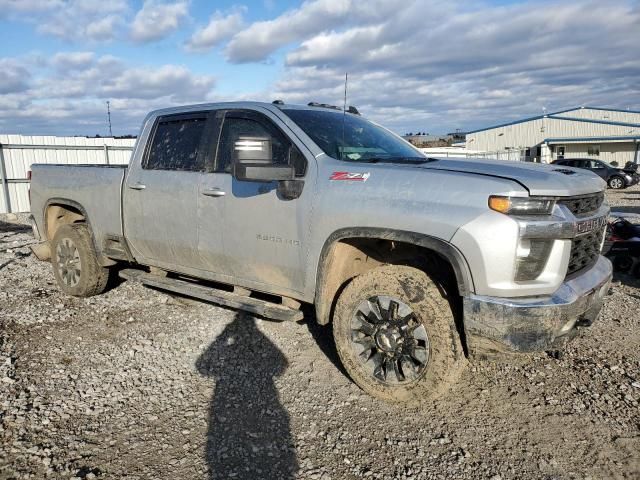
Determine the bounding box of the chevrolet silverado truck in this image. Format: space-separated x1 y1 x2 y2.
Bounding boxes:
29 101 613 402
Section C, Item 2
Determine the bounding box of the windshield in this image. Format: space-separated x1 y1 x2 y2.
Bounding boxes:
282 108 427 162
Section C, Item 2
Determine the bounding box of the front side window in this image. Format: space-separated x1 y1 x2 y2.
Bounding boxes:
217 114 305 176
582 160 603 169
145 115 208 171
282 109 425 163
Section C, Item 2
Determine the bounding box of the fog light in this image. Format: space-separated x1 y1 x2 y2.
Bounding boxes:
515 239 553 281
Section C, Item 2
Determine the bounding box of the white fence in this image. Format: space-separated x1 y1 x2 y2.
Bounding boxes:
420 147 533 161
0 135 136 214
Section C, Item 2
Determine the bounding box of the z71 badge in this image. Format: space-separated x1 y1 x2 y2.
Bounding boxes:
330 171 370 182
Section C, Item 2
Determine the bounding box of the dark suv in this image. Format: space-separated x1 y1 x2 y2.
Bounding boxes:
552 158 639 189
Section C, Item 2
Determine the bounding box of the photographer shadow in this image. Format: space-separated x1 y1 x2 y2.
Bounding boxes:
196 312 298 480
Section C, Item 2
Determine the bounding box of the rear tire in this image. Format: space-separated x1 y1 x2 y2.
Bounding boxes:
51 224 110 297
332 265 466 403
608 176 625 189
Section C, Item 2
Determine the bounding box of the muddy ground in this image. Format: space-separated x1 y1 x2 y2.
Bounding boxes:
1 185 639 479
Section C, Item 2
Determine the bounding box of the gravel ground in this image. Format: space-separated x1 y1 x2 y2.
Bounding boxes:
1 185 639 480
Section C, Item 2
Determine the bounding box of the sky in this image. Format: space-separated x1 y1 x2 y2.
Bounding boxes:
0 0 639 137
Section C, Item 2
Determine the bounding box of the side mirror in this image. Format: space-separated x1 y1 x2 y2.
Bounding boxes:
233 163 295 182
610 161 619 167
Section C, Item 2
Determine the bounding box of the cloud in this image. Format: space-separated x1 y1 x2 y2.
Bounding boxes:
268 0 640 133
130 0 190 43
225 0 403 63
0 53 216 136
85 15 123 41
1 0 639 138
0 0 63 14
0 0 130 41
185 7 246 52
100 65 215 101
40 0 128 41
51 52 95 71
0 58 31 94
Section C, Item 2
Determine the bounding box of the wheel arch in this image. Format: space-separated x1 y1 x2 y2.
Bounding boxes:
314 227 475 326
43 198 112 265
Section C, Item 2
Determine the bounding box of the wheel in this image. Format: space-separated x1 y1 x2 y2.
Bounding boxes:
608 176 625 189
332 265 466 403
51 224 110 297
612 255 634 273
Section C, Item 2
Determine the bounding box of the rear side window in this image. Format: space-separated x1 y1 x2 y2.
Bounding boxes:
145 115 208 171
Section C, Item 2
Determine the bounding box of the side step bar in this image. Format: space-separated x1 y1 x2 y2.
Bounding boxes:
119 269 304 322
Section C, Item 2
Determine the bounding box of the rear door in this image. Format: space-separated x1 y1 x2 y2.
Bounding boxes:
197 109 312 296
123 111 221 271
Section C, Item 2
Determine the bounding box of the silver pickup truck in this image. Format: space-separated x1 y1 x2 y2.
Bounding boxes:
29 101 612 402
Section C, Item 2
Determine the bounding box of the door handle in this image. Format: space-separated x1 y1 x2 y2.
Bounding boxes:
202 188 226 197
129 182 146 190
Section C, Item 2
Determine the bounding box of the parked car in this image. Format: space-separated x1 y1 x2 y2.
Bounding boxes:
603 212 640 276
551 158 640 189
28 101 612 402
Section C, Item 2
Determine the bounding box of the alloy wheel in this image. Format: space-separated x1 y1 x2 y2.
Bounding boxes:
610 177 623 189
350 295 430 385
56 238 81 287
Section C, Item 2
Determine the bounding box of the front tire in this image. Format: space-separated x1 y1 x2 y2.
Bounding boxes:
608 176 625 189
332 265 466 403
51 224 110 297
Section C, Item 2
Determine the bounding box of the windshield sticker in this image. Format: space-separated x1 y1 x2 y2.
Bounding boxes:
330 171 371 182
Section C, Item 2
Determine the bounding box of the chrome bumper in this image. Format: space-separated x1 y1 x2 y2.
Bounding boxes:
463 255 612 356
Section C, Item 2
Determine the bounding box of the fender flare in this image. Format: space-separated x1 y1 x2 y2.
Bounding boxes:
314 227 475 324
43 198 106 263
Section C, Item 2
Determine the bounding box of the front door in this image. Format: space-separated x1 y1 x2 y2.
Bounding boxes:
585 160 608 180
123 111 221 272
557 145 566 159
197 109 313 296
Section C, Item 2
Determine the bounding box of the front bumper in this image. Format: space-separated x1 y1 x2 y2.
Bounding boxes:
625 174 640 186
463 255 612 356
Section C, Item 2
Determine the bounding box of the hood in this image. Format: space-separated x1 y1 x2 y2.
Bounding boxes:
419 157 606 196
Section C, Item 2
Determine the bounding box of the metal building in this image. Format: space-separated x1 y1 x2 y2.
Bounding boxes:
466 107 640 164
0 135 135 214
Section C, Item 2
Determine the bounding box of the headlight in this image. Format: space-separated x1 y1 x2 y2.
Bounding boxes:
488 196 555 215
515 238 554 281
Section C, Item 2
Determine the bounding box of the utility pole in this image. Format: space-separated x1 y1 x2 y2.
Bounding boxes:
106 101 113 137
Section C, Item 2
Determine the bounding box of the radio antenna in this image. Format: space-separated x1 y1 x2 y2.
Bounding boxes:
341 72 348 160
106 100 113 137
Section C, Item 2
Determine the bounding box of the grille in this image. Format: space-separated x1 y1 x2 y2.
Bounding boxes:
559 193 604 217
567 227 604 276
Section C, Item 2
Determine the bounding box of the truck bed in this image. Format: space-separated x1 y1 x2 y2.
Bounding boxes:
30 164 127 251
